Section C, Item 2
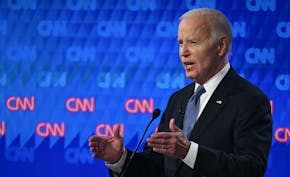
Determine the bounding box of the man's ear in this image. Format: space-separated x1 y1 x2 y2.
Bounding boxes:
217 36 228 57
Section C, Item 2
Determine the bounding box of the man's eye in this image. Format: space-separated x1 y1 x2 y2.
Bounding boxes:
189 40 197 44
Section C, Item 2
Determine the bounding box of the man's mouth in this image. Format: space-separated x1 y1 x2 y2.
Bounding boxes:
183 62 195 69
184 62 194 65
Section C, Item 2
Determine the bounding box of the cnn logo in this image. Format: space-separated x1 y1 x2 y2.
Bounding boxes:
6 96 35 111
125 98 154 114
96 124 124 137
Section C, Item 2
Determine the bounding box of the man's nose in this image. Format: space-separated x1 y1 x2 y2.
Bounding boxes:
180 43 190 57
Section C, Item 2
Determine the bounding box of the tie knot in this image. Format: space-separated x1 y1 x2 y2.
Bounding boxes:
190 85 205 104
195 85 205 97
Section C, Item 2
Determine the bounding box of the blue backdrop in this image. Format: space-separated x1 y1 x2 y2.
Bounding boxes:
0 0 289 177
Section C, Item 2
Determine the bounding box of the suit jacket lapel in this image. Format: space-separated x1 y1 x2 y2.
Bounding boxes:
188 68 236 141
174 83 195 129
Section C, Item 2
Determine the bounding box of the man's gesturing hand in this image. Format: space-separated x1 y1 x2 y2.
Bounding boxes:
147 118 191 159
88 124 124 163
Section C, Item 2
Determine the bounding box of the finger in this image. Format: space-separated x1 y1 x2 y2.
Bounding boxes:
89 141 100 147
152 147 172 156
92 153 98 158
90 147 98 152
89 135 98 142
147 137 173 150
147 137 168 147
89 135 111 143
150 132 172 138
92 152 103 159
92 151 107 160
147 142 160 148
148 141 172 149
147 131 177 146
147 137 164 145
89 135 103 142
88 141 95 147
113 124 122 139
169 118 182 132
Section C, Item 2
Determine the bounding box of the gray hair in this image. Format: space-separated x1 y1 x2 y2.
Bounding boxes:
179 8 232 56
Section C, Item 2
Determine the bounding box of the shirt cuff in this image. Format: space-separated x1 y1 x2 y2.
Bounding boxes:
182 141 199 168
105 148 128 174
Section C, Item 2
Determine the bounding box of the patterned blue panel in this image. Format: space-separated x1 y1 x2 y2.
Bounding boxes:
0 0 289 177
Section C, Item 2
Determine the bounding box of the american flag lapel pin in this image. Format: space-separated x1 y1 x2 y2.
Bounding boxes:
216 100 223 105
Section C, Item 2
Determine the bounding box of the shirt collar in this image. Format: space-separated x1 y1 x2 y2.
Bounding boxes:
194 63 230 94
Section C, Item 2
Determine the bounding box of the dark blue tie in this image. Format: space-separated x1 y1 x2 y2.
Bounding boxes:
183 85 206 138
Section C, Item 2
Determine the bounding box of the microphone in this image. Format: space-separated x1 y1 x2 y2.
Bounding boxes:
179 107 185 117
179 107 185 129
119 108 161 177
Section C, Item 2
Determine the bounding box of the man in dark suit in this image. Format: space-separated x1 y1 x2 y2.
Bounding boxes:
88 8 272 177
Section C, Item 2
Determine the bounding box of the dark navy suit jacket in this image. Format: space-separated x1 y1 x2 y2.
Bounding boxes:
113 67 272 177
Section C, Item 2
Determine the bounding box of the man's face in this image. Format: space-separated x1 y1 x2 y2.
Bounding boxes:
178 15 224 84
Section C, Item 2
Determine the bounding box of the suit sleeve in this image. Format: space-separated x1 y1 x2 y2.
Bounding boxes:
195 94 272 177
108 148 164 177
